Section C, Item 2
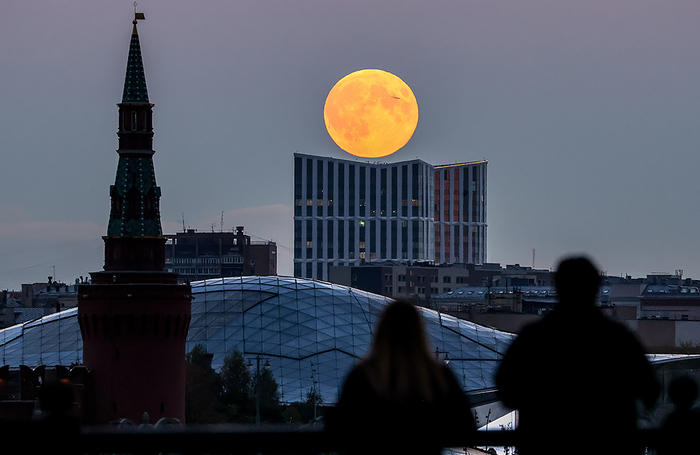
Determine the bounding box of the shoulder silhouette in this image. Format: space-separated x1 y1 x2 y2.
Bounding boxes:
659 375 700 454
495 256 659 455
327 299 475 454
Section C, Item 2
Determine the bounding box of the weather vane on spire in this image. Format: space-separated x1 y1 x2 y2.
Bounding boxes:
133 2 145 22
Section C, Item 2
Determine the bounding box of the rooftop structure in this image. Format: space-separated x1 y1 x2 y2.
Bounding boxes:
329 261 554 301
165 226 277 283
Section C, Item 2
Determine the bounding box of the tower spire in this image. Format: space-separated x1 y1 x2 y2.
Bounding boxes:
123 9 148 104
78 14 192 425
105 10 164 269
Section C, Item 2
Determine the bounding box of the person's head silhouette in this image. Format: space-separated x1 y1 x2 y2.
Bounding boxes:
554 256 601 308
372 298 428 359
364 299 448 402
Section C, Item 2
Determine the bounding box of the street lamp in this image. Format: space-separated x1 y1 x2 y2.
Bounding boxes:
310 362 318 423
434 348 450 364
246 355 270 427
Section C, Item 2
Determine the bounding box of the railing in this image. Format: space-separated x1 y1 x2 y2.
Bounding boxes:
21 425 671 454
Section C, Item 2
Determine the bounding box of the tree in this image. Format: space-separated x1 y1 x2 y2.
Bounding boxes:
188 347 287 424
187 344 214 371
185 344 227 424
285 387 325 424
306 386 323 408
305 386 324 422
253 367 283 423
219 349 253 423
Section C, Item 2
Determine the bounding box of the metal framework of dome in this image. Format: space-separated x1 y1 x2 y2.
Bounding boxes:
0 277 515 403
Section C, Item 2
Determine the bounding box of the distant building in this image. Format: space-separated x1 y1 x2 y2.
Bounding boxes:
21 279 79 310
293 153 487 281
431 285 558 314
0 279 82 329
639 284 700 321
427 270 700 353
165 226 277 283
329 261 553 302
0 290 21 328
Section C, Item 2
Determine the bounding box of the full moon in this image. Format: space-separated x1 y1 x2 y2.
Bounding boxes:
324 69 419 159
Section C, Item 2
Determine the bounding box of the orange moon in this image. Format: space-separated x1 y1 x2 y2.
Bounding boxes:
324 69 419 159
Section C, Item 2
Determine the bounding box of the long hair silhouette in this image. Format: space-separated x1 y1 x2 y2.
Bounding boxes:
327 298 475 455
360 298 449 403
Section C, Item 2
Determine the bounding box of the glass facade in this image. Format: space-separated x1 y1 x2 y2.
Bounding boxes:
0 309 82 368
294 154 485 281
0 276 513 404
434 161 487 265
294 153 436 281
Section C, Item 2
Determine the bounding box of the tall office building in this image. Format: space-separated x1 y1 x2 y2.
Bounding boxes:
434 161 487 265
294 153 487 281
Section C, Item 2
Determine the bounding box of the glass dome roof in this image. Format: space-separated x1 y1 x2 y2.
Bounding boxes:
0 276 515 403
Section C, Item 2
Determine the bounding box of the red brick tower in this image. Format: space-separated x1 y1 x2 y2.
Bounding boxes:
78 13 192 425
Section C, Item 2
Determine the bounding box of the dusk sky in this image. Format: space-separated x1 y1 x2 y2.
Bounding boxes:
2 1 700 289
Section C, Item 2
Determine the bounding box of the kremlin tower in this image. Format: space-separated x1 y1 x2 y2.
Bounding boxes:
78 13 192 425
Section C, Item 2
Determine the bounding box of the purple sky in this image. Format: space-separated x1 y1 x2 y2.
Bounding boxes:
1 1 700 289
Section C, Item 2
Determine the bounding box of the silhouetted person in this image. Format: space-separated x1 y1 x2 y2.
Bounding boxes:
659 375 700 454
495 256 659 455
326 299 475 454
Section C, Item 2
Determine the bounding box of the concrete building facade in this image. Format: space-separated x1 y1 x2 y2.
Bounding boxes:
165 226 277 283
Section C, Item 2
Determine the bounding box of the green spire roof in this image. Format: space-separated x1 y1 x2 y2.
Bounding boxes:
121 21 149 104
107 16 162 239
107 156 163 238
